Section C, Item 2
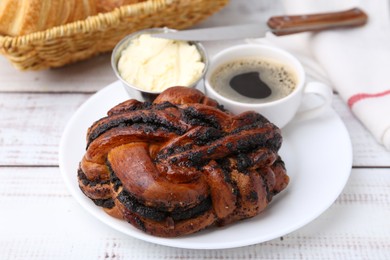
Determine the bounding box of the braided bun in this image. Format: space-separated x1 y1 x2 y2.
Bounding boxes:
78 87 289 237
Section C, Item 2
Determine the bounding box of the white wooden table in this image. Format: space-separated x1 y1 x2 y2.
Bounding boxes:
1 1 389 259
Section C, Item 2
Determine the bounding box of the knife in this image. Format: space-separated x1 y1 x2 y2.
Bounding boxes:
153 8 368 41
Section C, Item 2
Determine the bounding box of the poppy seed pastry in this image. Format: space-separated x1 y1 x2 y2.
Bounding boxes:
77 86 289 237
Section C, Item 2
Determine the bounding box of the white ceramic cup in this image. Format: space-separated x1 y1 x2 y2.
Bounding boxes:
204 44 332 128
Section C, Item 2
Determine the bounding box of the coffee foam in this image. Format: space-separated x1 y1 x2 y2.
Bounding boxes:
210 58 297 103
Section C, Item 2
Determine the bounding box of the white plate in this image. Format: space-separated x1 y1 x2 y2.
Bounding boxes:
59 81 353 249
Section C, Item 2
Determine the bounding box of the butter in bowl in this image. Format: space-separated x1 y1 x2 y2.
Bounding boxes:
111 28 208 101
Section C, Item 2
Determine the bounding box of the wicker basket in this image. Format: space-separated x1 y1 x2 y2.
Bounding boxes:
0 0 228 71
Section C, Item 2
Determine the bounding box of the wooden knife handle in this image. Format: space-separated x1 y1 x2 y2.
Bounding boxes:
267 8 368 36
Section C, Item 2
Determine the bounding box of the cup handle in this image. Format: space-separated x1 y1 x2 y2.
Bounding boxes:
294 81 333 122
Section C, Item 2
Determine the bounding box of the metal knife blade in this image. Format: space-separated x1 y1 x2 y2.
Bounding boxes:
153 24 265 41
152 8 368 41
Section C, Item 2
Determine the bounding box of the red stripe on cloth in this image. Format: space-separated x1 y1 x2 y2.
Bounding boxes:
348 89 390 108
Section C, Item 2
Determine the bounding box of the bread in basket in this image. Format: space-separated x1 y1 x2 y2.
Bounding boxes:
0 0 228 70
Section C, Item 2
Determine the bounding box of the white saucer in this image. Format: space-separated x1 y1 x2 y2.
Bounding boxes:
59 81 352 249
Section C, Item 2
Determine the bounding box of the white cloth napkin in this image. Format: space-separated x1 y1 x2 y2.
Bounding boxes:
251 0 390 150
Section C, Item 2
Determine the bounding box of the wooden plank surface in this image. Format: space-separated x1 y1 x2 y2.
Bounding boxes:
0 55 116 93
0 167 389 259
0 93 90 166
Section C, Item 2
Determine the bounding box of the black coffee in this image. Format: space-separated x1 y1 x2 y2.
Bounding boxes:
229 71 272 99
210 58 297 103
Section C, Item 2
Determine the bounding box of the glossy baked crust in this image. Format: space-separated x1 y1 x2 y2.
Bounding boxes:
78 86 289 237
